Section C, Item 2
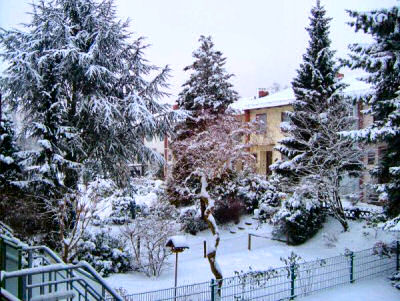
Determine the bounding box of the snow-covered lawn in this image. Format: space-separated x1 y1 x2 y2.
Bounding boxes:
298 277 399 301
106 216 400 300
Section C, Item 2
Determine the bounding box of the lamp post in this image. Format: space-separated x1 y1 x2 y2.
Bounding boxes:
166 236 189 301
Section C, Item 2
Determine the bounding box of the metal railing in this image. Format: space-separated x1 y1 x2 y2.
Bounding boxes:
117 242 399 301
0 234 123 301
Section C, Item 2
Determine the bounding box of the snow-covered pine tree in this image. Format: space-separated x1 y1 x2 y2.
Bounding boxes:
0 0 179 191
272 0 362 232
343 6 400 217
0 0 180 247
178 35 238 116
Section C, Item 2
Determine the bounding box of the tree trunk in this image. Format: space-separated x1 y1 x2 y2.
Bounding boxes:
332 184 348 232
200 175 223 294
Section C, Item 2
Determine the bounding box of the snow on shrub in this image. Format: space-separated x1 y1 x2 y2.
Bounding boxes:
74 228 132 277
121 200 178 277
179 208 208 235
272 183 325 245
87 177 165 225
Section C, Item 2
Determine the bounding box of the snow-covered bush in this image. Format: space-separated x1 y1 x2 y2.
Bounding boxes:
121 200 178 277
179 208 208 235
74 229 132 277
88 177 165 225
239 174 285 222
272 184 325 245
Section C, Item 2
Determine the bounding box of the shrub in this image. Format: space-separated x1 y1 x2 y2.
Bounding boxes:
74 229 132 277
121 200 178 277
214 200 245 224
272 183 325 245
179 208 208 235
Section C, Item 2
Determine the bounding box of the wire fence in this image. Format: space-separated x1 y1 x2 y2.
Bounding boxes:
112 242 399 301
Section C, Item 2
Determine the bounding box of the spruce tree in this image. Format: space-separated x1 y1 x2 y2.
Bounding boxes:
344 6 400 217
273 0 346 180
178 35 238 116
272 0 362 231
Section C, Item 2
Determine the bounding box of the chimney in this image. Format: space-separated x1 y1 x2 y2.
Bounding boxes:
258 88 269 98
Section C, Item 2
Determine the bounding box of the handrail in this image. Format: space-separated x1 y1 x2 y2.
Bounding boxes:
23 247 105 300
0 287 22 301
24 246 97 281
2 261 122 301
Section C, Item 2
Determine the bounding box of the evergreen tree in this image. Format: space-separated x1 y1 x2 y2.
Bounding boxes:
178 35 238 116
0 0 178 193
344 6 400 217
272 0 362 231
273 0 346 180
0 0 179 246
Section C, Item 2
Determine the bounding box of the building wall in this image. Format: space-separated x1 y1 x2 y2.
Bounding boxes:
246 104 293 175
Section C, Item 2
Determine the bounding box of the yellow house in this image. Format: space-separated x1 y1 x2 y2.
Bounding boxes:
231 75 379 203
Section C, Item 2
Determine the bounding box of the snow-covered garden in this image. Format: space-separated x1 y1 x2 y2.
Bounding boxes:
1 0 400 300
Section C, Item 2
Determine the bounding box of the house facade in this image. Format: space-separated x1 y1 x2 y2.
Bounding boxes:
231 75 379 203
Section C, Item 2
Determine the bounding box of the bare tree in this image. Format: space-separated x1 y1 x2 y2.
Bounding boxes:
121 201 177 277
170 111 257 291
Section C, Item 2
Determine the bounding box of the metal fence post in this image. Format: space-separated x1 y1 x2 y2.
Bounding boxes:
396 241 399 271
211 279 215 301
290 263 295 300
349 251 354 283
248 234 251 251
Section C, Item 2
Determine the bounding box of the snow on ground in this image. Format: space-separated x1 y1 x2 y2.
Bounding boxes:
298 277 399 301
106 216 400 298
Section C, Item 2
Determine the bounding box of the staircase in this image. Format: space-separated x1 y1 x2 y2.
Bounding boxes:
0 224 122 301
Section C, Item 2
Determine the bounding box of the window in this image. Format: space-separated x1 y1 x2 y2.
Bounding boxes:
281 111 290 122
256 113 267 134
367 151 375 165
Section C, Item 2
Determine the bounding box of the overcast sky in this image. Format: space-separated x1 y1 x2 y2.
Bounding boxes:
0 0 398 102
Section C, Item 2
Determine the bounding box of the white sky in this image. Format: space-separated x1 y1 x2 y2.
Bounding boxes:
0 0 398 103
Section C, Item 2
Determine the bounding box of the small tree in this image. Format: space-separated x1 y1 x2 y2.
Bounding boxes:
169 111 256 290
121 200 178 277
343 6 400 217
169 36 239 207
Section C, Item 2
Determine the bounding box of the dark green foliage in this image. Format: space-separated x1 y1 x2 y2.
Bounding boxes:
74 229 132 277
272 184 326 245
273 0 347 182
345 6 400 217
178 35 238 115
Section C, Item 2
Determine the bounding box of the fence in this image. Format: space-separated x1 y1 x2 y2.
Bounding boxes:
113 242 399 301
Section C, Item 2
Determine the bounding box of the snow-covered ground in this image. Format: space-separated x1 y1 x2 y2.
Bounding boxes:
298 277 399 301
106 216 400 300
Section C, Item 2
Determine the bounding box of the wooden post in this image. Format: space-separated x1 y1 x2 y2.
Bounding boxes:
204 241 207 258
248 234 251 251
137 237 140 259
174 252 178 301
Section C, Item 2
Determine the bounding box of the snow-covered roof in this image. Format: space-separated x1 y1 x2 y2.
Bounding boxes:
231 75 371 112
166 235 189 249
